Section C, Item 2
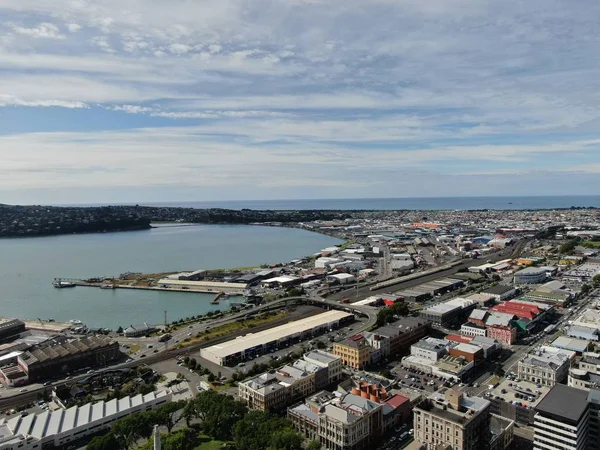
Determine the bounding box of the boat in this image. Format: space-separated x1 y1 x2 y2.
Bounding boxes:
53 279 76 288
69 319 83 325
100 284 116 289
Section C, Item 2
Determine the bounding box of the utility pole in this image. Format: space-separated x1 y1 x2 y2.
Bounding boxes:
164 310 167 327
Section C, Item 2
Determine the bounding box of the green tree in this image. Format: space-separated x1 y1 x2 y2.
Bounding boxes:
188 358 197 370
207 372 216 383
153 401 185 433
307 440 321 450
593 274 600 288
269 428 303 450
86 433 120 450
194 390 247 441
381 368 393 379
233 410 295 450
581 283 592 296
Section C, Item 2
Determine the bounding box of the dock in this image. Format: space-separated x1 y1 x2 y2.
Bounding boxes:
66 280 243 296
211 292 225 304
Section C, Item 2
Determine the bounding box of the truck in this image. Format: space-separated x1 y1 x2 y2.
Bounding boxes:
158 333 172 342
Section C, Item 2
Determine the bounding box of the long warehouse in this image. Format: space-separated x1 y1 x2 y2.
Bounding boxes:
200 310 354 366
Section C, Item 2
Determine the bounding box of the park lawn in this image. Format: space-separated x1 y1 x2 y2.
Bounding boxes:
194 435 230 450
583 241 600 248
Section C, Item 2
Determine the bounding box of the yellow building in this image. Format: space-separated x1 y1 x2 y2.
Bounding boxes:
333 335 371 369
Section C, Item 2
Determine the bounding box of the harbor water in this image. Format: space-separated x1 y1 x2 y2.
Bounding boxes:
0 224 342 329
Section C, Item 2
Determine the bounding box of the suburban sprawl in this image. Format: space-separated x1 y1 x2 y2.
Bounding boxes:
2 205 600 449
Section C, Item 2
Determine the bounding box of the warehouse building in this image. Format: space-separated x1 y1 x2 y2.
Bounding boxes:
0 319 25 341
420 298 476 326
157 278 248 292
200 310 354 366
0 390 171 449
16 335 121 383
513 267 547 284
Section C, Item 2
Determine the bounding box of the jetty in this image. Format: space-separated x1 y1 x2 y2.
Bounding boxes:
211 292 225 304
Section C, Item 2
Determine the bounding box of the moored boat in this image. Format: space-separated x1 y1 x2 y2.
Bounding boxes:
53 279 76 288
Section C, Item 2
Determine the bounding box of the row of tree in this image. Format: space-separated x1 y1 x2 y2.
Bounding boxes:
87 390 314 450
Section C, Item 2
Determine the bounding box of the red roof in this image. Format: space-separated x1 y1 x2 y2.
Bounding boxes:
491 301 541 320
385 394 409 409
446 334 473 344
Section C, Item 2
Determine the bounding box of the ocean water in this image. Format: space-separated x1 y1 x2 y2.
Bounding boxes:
146 195 600 211
0 225 341 329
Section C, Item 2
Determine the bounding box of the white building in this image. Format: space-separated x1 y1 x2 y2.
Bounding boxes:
410 337 451 362
533 384 590 450
327 273 356 285
302 350 343 386
518 351 570 387
0 391 172 450
315 257 344 269
513 267 547 284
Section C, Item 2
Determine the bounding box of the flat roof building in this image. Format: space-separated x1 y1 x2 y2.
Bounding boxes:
200 310 353 366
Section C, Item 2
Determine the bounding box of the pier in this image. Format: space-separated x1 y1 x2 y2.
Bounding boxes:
211 292 225 304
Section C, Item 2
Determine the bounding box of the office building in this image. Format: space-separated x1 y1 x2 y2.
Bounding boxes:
482 285 517 301
287 390 383 450
534 384 589 450
518 351 570 387
373 317 430 356
569 352 600 392
420 298 476 327
333 335 372 369
302 350 343 386
414 388 491 450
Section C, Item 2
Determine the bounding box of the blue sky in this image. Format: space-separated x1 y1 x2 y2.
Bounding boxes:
1 0 600 204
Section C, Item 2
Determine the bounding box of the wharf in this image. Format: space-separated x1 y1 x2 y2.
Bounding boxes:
211 292 225 304
71 281 243 296
19 319 72 333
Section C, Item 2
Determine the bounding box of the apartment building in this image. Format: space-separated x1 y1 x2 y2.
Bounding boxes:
569 352 600 392
333 335 371 369
288 390 383 450
303 350 343 387
534 384 589 450
414 388 491 450
374 317 430 356
518 351 570 387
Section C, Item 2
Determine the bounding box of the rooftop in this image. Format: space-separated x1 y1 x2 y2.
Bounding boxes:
536 384 589 423
202 310 353 359
483 285 515 295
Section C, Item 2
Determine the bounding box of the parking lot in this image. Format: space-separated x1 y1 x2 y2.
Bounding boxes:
391 366 448 394
484 378 550 409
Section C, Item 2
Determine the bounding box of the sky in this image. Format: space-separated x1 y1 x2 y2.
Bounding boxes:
1 0 600 205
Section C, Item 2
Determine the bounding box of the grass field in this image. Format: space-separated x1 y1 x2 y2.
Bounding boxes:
583 241 600 248
175 311 287 349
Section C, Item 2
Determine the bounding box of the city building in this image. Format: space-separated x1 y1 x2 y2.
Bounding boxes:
448 343 484 364
568 309 600 342
551 336 590 354
373 317 430 356
123 323 154 337
414 388 491 450
14 335 120 383
0 390 172 450
465 293 496 307
524 280 574 307
303 350 343 387
460 323 487 338
410 338 452 363
569 352 600 392
485 312 518 346
420 298 476 327
238 363 318 412
513 267 548 284
200 310 353 366
534 384 590 450
518 350 570 387
287 390 383 450
333 334 372 369
490 300 550 331
482 285 517 301
489 414 515 450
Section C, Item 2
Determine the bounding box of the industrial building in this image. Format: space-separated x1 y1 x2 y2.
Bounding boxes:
0 390 171 449
420 298 476 326
157 278 248 292
481 285 517 301
0 319 25 341
513 267 547 284
396 278 464 302
200 310 354 366
12 335 121 384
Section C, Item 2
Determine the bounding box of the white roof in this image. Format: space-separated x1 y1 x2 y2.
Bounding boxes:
329 273 355 280
263 276 298 283
157 279 247 289
201 310 353 360
6 391 171 441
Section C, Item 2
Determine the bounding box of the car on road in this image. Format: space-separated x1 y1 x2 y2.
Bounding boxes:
19 388 27 393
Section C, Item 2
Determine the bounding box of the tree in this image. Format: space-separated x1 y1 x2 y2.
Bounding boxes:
86 433 120 450
207 373 216 383
307 440 321 450
581 284 592 296
153 401 185 433
593 274 600 288
269 429 304 450
138 383 156 395
315 340 326 349
194 390 247 441
188 358 197 370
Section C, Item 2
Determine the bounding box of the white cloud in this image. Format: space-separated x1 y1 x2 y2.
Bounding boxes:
12 22 65 39
67 23 82 33
168 43 191 55
0 95 87 109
